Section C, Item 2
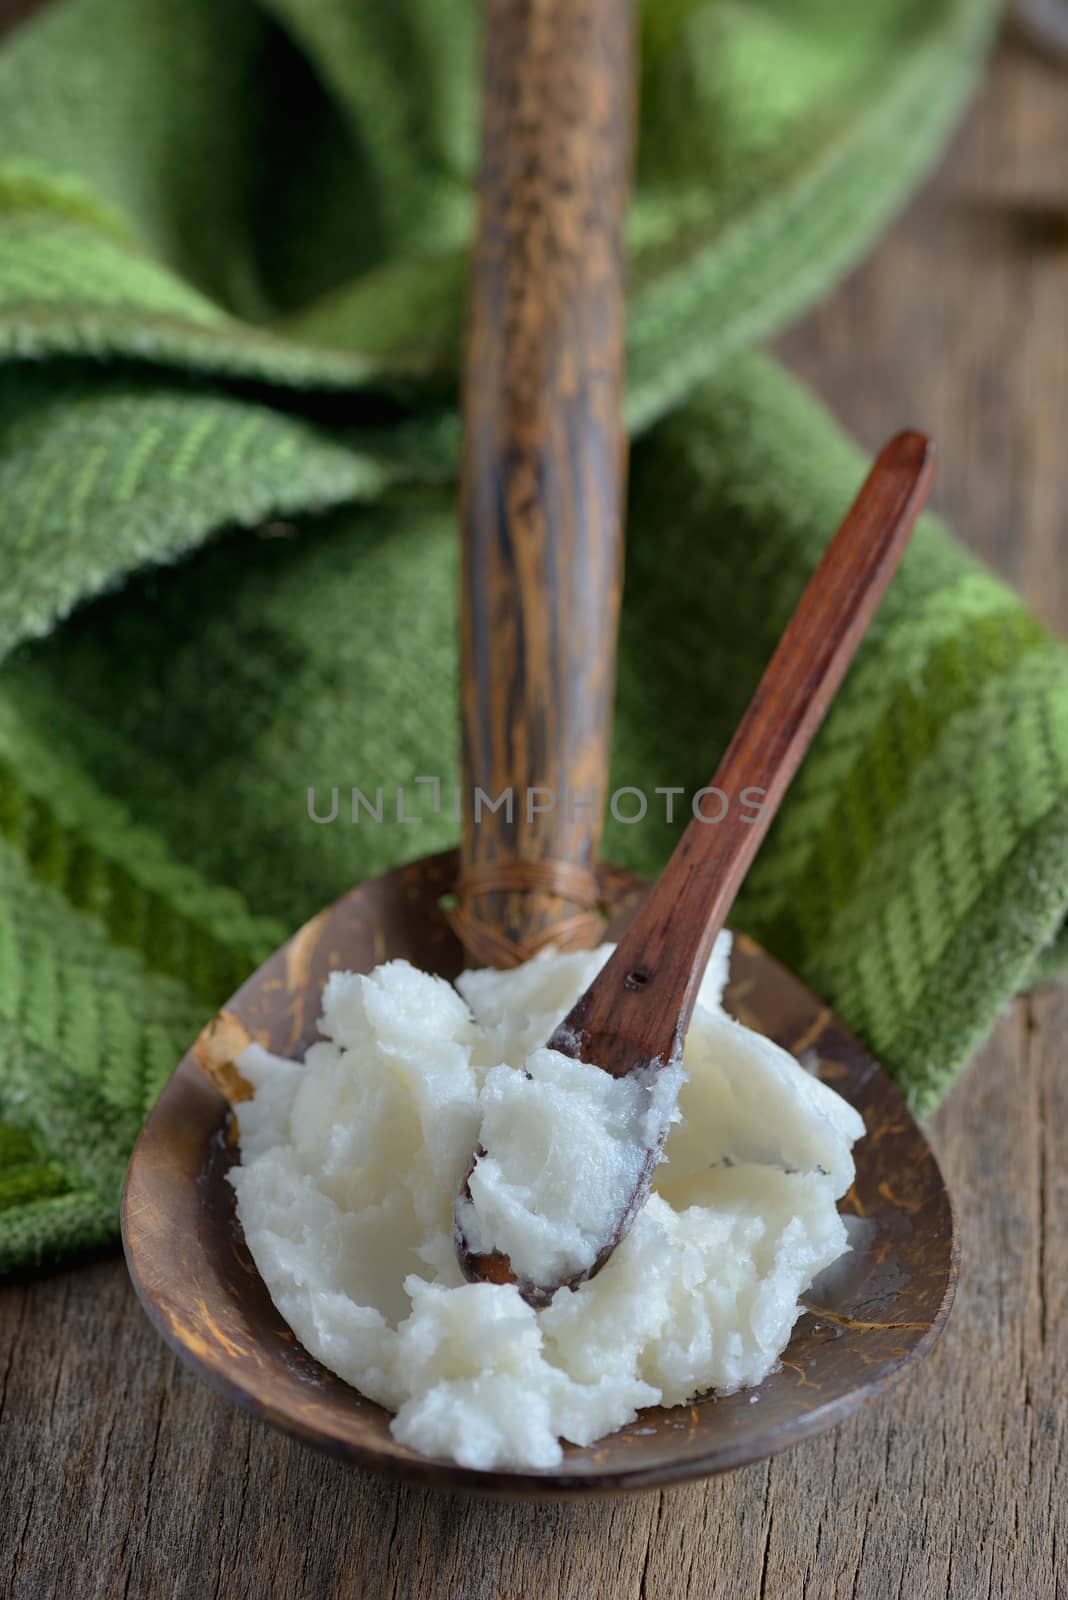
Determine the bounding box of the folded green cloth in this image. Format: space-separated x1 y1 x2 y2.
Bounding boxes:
3 0 1058 1273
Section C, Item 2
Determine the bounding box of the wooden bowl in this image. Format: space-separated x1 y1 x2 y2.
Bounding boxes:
122 850 957 1496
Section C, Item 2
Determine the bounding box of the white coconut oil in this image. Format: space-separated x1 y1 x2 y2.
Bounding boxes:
230 936 864 1471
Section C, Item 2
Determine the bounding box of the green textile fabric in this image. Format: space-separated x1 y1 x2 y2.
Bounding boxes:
2 0 1060 1272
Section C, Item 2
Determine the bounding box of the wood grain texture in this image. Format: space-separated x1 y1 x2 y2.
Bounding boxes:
459 0 631 961
1 32 1066 1600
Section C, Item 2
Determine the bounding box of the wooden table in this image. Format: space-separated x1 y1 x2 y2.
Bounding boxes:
2 29 1066 1600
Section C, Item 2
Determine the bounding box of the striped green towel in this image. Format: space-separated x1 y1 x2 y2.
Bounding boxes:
4 0 1062 1273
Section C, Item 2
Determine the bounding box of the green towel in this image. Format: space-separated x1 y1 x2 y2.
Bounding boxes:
3 0 1061 1274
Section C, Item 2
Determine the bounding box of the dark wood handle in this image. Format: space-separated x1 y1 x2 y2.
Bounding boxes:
457 0 633 964
553 432 937 1070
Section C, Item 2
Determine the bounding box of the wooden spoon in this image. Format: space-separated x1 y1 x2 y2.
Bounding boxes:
456 431 935 1303
122 0 957 1491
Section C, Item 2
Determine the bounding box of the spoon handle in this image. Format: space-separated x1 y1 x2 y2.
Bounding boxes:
455 0 633 967
553 431 936 1072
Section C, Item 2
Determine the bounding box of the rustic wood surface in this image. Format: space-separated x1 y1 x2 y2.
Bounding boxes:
1 30 1066 1600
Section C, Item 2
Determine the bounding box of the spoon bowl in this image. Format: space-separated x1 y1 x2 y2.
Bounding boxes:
123 0 954 1494
122 848 956 1496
